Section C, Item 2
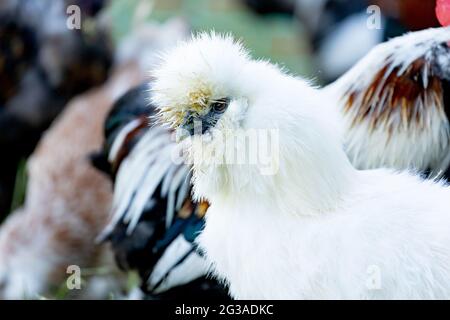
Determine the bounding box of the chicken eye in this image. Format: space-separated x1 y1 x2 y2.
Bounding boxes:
210 98 229 113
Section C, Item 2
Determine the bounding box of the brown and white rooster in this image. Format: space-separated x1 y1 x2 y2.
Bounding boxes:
324 0 450 179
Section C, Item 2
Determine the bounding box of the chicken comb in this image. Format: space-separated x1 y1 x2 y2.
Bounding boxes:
437 0 450 27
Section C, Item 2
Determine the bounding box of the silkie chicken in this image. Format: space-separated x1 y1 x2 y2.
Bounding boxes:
151 33 450 299
105 0 450 299
92 83 228 300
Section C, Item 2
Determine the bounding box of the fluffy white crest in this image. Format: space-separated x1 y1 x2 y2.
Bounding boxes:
151 32 251 127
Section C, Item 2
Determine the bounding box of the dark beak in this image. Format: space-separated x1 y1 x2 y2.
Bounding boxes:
180 114 211 136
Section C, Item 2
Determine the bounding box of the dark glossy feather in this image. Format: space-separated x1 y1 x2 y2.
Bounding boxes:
94 84 228 299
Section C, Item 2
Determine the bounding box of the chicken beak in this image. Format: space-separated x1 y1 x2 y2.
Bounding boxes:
180 112 210 137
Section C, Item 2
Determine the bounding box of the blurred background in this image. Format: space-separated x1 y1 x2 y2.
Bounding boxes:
0 0 442 299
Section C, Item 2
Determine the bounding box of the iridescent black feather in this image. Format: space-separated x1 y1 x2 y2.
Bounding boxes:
93 84 228 299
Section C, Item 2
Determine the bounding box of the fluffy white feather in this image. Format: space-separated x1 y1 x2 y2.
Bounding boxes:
152 33 450 299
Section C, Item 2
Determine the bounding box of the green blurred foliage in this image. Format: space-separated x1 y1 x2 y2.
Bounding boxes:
109 0 314 76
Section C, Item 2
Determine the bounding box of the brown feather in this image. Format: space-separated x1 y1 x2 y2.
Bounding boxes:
344 57 445 132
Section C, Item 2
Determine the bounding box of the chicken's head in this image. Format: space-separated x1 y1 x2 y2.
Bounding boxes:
151 33 253 139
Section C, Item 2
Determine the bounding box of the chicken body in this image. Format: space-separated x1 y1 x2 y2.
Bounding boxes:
200 170 450 299
152 33 450 299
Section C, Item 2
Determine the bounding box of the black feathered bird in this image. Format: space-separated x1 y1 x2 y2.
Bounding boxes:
92 84 229 300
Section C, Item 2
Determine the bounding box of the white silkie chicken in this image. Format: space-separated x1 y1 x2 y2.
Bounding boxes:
151 33 450 299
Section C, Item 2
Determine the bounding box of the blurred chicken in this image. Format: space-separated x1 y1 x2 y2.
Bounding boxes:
0 63 139 299
92 84 228 300
295 0 441 82
0 12 188 299
0 0 112 218
323 3 450 178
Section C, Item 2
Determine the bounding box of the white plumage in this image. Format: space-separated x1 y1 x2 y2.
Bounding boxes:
151 33 450 299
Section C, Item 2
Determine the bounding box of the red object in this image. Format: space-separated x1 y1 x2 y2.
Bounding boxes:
436 0 450 26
